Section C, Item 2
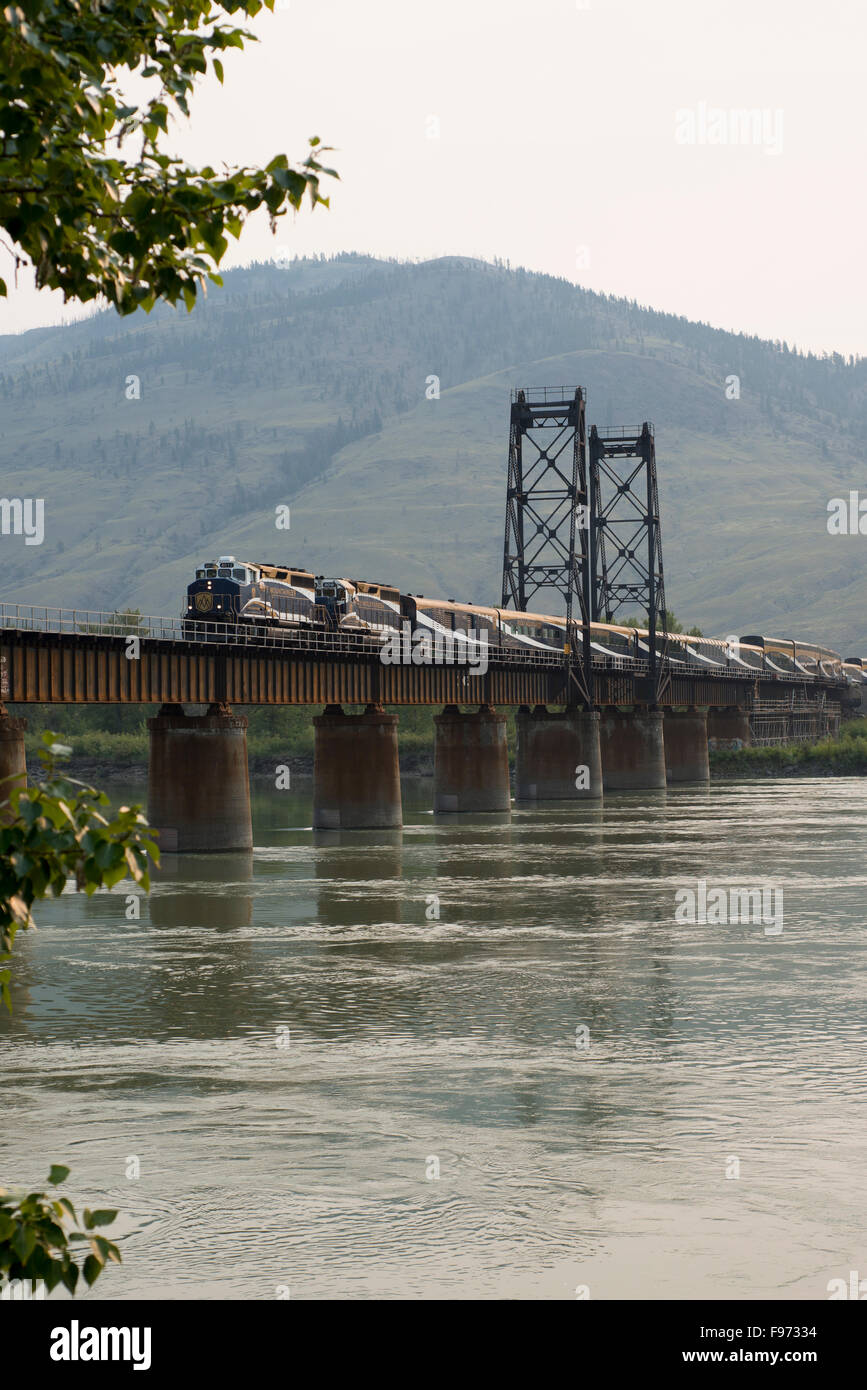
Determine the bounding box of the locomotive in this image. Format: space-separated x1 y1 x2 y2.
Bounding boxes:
183 556 859 684
185 557 317 629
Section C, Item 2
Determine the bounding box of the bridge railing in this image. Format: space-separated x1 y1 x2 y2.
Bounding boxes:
0 603 185 642
0 603 573 665
0 602 846 687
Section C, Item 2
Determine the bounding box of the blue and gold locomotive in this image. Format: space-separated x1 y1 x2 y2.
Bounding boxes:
185 556 317 629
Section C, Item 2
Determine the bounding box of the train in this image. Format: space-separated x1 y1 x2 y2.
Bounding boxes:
183 555 864 687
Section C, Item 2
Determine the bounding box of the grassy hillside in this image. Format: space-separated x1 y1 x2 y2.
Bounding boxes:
0 254 865 649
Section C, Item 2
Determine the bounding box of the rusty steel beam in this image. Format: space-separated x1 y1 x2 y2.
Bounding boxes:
0 631 847 710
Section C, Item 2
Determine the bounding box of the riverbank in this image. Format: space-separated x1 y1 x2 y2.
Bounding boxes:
710 719 867 777
14 703 443 782
17 712 867 783
22 750 435 785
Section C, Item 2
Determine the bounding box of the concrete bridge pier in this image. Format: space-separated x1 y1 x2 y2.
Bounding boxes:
0 707 27 816
147 703 253 852
433 704 511 813
313 704 402 829
599 708 667 790
707 706 752 750
515 705 603 800
664 708 710 783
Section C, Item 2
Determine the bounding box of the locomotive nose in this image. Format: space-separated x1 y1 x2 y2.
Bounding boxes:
186 577 240 618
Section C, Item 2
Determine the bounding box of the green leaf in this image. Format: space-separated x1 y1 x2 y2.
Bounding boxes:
86 1208 118 1228
36 1218 66 1248
48 1164 70 1186
12 1223 36 1264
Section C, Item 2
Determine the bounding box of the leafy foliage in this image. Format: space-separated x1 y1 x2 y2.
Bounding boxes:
711 717 867 775
80 607 147 636
0 1164 121 1294
0 732 159 1010
0 1 337 312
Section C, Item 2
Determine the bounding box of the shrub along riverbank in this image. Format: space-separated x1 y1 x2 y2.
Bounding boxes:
709 718 867 777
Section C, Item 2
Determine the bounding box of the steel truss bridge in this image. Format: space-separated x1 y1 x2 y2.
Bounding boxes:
0 604 847 733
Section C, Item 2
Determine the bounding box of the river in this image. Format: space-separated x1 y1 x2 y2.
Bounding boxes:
2 775 866 1299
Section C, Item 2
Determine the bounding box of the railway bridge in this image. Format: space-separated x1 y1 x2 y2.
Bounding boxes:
0 603 847 849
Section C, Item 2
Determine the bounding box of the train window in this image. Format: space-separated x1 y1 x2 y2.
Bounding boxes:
233 568 246 581
195 569 206 579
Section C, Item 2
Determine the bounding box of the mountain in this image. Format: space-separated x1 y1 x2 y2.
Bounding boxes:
1 253 865 650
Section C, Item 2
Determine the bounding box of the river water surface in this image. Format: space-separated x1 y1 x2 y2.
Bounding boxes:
2 776 866 1300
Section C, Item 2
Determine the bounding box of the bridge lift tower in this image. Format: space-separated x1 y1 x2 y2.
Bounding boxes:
589 421 669 704
501 392 669 707
501 386 594 708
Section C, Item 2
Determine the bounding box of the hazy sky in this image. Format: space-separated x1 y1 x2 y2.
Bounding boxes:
3 0 865 355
